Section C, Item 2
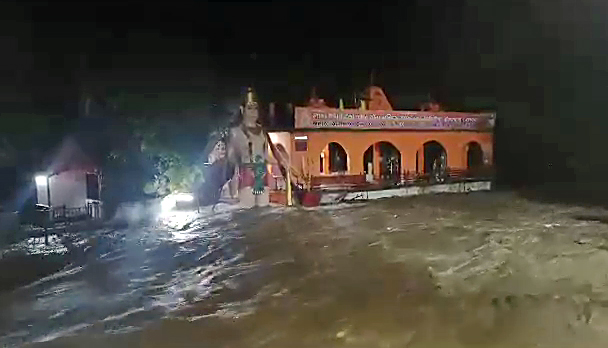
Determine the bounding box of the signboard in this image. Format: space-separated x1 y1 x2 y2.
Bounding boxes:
295 107 495 131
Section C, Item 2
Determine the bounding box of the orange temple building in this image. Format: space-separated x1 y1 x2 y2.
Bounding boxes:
267 86 495 191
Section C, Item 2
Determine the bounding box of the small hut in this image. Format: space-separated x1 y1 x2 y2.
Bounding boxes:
35 137 102 220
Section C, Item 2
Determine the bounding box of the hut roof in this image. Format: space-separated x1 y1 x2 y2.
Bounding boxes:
45 136 98 174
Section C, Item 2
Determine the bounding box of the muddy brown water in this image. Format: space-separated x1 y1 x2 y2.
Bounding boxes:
3 191 608 347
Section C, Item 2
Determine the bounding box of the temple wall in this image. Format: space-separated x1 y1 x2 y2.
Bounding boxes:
282 130 493 176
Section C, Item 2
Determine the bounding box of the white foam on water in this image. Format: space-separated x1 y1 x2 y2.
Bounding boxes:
48 309 67 319
104 326 141 335
32 323 91 343
21 266 84 289
101 307 146 323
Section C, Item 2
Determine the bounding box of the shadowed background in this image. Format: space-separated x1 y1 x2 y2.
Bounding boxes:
1 0 606 202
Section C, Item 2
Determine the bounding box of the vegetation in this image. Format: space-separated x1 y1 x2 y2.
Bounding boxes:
297 157 314 191
104 89 234 203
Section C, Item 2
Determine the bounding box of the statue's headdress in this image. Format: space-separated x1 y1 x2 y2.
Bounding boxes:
238 87 261 128
242 87 258 109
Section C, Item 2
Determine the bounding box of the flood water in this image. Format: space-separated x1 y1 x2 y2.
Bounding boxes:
3 191 608 347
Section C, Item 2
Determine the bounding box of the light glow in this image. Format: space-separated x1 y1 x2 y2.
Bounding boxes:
174 193 194 202
160 195 177 213
294 135 308 140
160 193 194 213
35 175 47 186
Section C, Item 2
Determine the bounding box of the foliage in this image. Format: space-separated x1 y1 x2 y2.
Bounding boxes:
142 152 204 196
105 88 235 198
298 157 314 191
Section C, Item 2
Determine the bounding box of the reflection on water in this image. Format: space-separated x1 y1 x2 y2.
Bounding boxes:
3 192 608 347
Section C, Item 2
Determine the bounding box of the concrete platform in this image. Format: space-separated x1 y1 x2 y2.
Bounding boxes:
320 181 493 204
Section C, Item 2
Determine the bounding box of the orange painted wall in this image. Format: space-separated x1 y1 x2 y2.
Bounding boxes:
286 130 493 176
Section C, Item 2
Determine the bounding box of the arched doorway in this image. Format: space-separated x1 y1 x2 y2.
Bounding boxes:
363 146 373 175
466 142 484 170
363 141 401 182
320 142 348 174
423 141 447 183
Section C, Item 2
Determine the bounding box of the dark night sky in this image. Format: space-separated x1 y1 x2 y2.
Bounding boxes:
3 0 608 186
3 1 487 108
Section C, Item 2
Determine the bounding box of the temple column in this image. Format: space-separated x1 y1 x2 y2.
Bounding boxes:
399 148 417 181
373 143 381 180
417 147 424 174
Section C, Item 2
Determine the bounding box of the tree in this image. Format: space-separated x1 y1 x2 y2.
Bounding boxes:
104 88 235 199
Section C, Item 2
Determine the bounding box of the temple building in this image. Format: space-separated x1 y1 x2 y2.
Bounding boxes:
267 86 495 190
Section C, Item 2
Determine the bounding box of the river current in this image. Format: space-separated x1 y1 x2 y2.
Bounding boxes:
2 191 608 347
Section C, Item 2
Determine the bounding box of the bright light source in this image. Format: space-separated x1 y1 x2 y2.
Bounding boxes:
174 193 194 202
160 193 194 214
35 175 47 186
294 135 308 140
161 195 177 213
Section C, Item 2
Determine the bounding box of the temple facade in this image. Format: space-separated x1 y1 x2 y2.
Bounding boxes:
267 86 495 190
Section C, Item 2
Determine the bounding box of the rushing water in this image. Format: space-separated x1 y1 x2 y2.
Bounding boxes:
3 192 608 347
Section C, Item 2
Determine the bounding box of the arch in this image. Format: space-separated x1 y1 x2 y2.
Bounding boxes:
423 140 447 182
466 141 484 169
363 141 401 182
320 142 348 174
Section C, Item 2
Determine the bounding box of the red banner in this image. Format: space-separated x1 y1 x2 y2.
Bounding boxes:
295 107 495 131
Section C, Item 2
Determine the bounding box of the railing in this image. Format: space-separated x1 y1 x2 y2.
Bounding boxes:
87 201 102 219
400 166 495 186
52 202 102 222
268 166 495 192
52 206 88 222
270 175 286 191
311 174 367 187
